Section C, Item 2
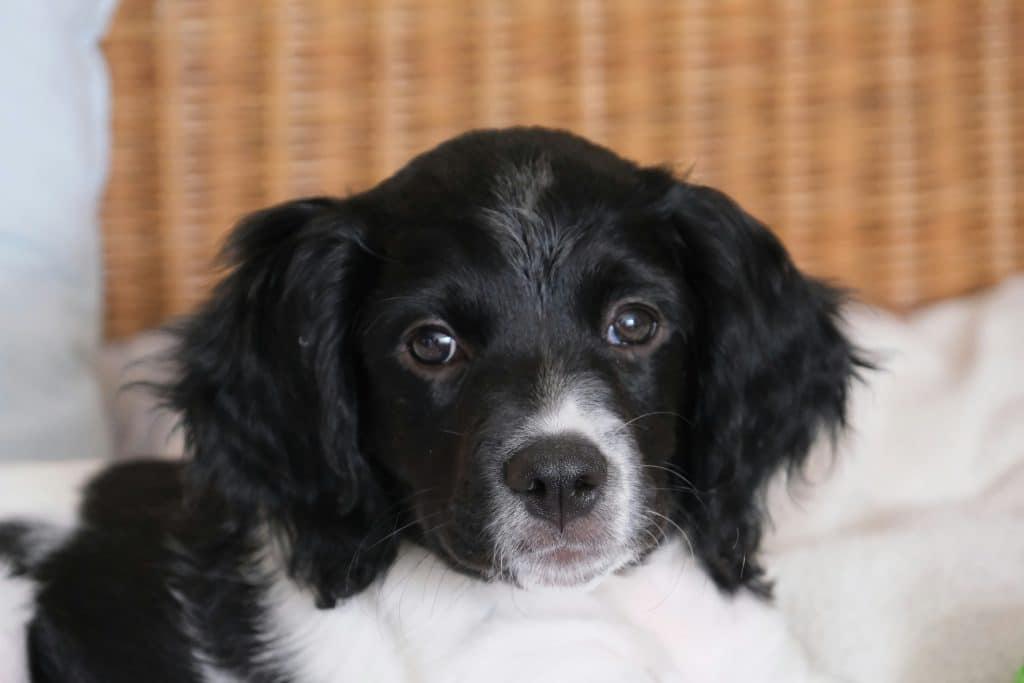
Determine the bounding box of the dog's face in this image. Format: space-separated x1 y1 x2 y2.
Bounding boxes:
172 128 859 606
359 152 689 588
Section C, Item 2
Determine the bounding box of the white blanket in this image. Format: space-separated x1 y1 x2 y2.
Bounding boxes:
766 276 1024 682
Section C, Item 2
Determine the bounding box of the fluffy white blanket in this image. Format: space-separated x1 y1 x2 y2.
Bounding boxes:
766 276 1024 682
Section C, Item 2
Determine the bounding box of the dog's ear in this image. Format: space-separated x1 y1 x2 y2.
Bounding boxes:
664 182 863 595
168 198 396 607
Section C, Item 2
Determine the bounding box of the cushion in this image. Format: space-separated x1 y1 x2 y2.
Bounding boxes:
0 0 116 460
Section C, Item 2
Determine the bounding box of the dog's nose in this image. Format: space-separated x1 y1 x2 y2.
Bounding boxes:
504 436 608 529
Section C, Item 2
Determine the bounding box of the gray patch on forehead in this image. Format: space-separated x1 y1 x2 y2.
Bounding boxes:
494 155 553 209
481 156 580 293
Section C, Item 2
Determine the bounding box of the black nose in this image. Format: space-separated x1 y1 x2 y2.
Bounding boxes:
504 436 608 530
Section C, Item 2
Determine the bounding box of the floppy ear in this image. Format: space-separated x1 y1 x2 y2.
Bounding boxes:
168 198 396 607
666 182 863 595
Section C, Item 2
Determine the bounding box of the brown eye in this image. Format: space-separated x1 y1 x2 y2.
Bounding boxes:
605 306 658 346
408 326 461 365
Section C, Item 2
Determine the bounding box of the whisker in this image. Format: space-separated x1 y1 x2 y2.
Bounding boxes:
641 464 701 492
639 526 661 551
644 508 696 559
649 485 702 496
639 511 670 545
367 510 445 549
637 510 691 611
622 411 693 428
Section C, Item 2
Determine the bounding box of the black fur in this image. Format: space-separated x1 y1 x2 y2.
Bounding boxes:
665 183 862 593
21 462 287 683
26 462 200 683
166 198 399 608
4 127 862 681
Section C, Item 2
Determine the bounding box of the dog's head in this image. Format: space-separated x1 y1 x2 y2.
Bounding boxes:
170 128 860 607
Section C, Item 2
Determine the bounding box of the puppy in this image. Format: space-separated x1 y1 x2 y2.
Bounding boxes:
0 128 860 682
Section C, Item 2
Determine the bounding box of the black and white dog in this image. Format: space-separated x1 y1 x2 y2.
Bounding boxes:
0 128 860 682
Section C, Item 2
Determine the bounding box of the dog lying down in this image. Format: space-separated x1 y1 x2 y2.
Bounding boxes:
0 128 861 682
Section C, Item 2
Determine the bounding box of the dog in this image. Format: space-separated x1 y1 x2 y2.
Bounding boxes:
0 128 861 682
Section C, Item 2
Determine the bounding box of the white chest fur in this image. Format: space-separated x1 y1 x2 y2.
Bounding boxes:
261 540 835 683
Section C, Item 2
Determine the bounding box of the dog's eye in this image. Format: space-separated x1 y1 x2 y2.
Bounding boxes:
408 326 462 365
606 306 658 346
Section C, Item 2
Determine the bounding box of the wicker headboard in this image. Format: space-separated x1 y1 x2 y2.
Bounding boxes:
100 0 1023 339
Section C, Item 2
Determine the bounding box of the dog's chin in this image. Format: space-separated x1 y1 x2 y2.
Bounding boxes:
504 545 635 591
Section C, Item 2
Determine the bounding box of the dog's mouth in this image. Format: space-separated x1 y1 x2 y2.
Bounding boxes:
429 521 632 589
482 528 639 589
532 543 592 564
509 540 632 588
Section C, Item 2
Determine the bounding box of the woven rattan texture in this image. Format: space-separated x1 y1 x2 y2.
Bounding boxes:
101 0 1023 338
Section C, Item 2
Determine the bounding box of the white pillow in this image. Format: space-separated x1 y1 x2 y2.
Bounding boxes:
0 0 116 460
